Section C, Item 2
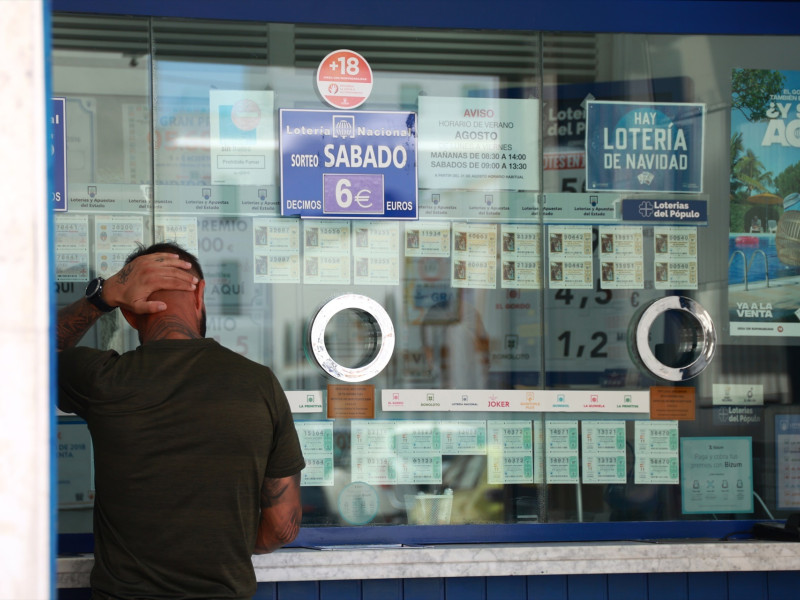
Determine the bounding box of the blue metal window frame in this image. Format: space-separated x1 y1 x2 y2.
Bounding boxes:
51 0 800 35
51 0 799 555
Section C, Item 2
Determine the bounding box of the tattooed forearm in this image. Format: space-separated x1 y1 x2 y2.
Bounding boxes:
57 299 102 351
255 473 302 553
260 473 299 507
272 506 301 543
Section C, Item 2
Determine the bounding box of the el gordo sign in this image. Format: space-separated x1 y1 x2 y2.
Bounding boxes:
316 49 373 109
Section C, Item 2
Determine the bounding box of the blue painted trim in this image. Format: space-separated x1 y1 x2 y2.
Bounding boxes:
44 1 57 597
59 519 760 554
51 0 800 35
289 519 762 547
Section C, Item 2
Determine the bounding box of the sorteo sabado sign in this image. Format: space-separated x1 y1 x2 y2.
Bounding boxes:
280 109 418 220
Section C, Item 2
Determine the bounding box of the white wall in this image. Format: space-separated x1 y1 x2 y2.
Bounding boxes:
0 1 52 597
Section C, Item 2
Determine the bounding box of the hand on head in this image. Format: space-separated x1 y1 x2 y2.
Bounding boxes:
104 253 198 314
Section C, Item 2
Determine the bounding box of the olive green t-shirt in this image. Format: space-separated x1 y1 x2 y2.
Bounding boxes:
59 338 305 599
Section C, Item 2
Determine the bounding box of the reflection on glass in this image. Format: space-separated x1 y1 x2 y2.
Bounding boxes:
53 13 800 538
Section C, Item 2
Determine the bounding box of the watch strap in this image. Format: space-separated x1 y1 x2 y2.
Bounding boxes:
85 277 116 313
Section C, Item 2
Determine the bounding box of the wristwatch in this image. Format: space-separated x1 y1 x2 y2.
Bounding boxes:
85 277 116 312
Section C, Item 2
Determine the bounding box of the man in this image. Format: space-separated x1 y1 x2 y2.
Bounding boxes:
58 242 305 599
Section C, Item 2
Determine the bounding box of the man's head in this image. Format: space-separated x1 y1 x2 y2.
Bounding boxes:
123 242 207 341
126 242 204 280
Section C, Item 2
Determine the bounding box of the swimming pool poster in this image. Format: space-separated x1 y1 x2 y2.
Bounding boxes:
729 69 800 336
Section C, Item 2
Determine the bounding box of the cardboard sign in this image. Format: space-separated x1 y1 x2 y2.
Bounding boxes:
650 386 695 420
327 384 375 419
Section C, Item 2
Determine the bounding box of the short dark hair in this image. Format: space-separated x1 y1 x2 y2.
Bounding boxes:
125 242 204 280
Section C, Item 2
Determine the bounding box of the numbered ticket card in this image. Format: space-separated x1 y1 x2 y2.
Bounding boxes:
303 220 350 252
654 226 697 258
598 226 643 257
303 220 351 284
488 420 533 451
55 213 89 248
303 254 350 284
547 225 592 257
548 259 593 289
354 255 400 286
545 420 579 483
439 420 487 455
635 420 679 455
581 420 626 484
353 221 399 254
583 453 626 484
452 223 498 258
397 454 443 484
56 250 90 282
95 215 144 252
295 421 334 486
295 421 334 455
452 257 496 289
255 253 300 283
155 216 199 255
404 222 450 258
598 225 644 290
635 420 679 484
501 224 542 258
302 456 335 487
599 259 644 290
55 214 89 281
253 218 300 252
637 455 679 485
94 251 129 279
351 453 397 485
654 258 698 290
488 451 534 484
396 421 442 455
351 420 397 455
501 224 542 289
501 259 542 289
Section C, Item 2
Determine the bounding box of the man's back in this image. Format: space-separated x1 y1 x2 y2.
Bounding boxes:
59 338 304 599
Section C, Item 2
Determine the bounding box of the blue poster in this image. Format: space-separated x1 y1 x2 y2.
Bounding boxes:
586 101 705 193
52 97 67 212
280 109 417 219
621 198 707 224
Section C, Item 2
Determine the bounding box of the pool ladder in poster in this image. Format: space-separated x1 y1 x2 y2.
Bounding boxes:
729 249 769 290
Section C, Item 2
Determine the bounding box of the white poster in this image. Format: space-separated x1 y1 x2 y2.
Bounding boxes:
419 96 540 191
210 90 275 186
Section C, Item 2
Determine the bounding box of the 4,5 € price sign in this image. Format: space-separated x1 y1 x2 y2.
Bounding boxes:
317 49 373 109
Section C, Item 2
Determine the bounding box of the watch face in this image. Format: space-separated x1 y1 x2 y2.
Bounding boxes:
86 278 102 297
